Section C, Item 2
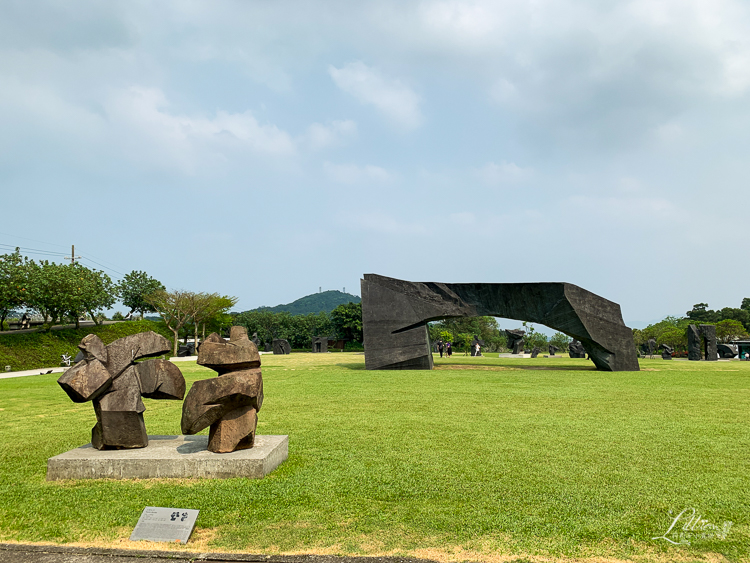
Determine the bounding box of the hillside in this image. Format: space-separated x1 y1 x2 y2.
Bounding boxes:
250 290 361 315
0 320 174 372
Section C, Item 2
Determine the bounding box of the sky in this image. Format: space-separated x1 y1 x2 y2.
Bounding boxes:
2 0 750 329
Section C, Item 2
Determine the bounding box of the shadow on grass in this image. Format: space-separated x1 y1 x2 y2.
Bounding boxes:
436 363 598 371
336 363 367 370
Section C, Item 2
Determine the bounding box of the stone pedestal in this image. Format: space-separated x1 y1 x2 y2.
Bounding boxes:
46 434 288 481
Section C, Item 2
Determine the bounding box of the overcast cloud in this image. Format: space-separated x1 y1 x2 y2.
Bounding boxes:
2 0 750 327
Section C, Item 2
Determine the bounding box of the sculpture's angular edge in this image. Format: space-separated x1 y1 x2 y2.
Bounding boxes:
361 274 639 372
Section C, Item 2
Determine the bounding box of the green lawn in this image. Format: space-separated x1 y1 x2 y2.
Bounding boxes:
0 353 747 562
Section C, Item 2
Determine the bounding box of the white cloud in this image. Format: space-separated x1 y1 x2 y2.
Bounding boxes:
328 61 422 130
102 86 297 172
323 161 391 184
476 161 533 185
303 120 357 150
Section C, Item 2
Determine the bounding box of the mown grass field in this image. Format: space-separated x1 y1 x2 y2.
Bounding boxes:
0 352 747 563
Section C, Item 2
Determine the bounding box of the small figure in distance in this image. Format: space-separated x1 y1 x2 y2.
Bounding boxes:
446 342 452 358
20 312 30 329
438 340 444 358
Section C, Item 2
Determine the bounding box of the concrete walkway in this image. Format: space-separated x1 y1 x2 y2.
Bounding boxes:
0 544 433 563
0 357 199 380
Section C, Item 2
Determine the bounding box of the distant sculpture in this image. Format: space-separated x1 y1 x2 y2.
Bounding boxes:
569 339 586 358
717 343 737 358
273 339 291 354
530 347 540 358
312 336 328 353
658 344 673 360
687 324 718 361
181 326 263 453
505 329 525 354
251 332 261 348
58 331 186 449
361 275 639 371
548 345 559 355
646 338 656 357
177 342 195 357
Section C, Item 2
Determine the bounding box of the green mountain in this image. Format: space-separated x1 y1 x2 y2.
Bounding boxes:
250 290 361 315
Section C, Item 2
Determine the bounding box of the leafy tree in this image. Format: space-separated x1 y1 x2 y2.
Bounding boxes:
190 293 238 344
429 316 505 351
715 319 749 343
742 297 750 311
549 331 572 351
67 263 116 326
0 249 30 330
118 271 165 320
146 290 197 356
657 327 687 352
686 303 720 324
331 302 363 343
522 322 548 351
25 260 78 330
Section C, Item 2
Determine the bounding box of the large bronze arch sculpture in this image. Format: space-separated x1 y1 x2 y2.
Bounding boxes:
361 274 639 372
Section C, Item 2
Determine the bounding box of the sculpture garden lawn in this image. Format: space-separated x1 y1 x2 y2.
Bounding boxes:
0 352 747 563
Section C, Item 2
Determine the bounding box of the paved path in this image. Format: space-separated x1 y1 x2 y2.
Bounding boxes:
0 544 433 563
0 357 199 380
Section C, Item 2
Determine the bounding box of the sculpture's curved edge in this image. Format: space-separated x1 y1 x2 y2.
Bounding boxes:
361 274 639 372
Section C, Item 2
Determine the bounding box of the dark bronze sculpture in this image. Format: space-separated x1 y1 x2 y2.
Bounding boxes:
687 324 718 361
273 339 291 354
568 339 586 358
58 331 185 449
548 345 559 355
505 329 525 354
181 326 264 453
658 344 673 360
361 274 639 371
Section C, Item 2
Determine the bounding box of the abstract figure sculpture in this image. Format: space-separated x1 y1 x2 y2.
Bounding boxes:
548 345 559 356
687 324 718 361
568 339 586 358
273 339 291 354
181 326 263 453
361 274 639 371
530 347 541 358
505 329 525 354
58 331 185 449
658 344 673 360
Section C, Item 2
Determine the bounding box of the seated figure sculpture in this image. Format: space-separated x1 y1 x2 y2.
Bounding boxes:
57 331 186 449
181 326 264 453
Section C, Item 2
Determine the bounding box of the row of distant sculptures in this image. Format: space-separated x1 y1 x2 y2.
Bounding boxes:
58 327 265 453
642 323 738 360
504 329 587 358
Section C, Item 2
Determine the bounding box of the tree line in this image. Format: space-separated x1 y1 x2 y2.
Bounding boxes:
232 302 363 350
427 317 573 353
633 300 750 353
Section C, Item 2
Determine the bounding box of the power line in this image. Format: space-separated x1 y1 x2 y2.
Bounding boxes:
0 242 68 258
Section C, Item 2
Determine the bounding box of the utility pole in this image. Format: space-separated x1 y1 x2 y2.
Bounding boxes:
65 244 81 264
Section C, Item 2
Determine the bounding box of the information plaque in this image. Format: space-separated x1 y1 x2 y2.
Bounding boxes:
130 506 199 544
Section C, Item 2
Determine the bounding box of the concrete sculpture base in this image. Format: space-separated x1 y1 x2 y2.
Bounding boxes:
46 434 288 481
